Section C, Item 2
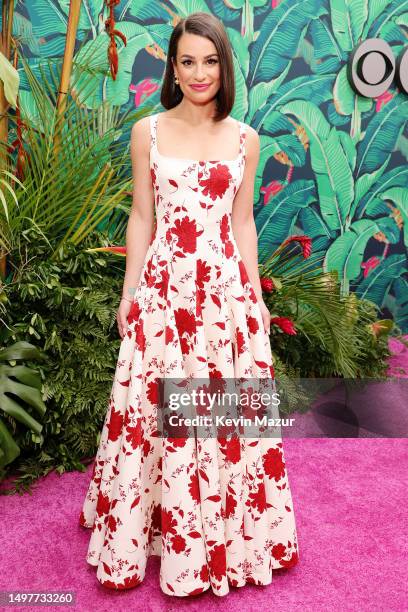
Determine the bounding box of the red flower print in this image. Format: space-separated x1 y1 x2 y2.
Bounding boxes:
125 418 143 449
199 164 232 200
199 564 210 582
238 259 249 285
248 286 258 304
171 216 200 254
219 436 241 464
156 268 169 299
122 574 142 588
246 316 259 334
247 481 267 513
108 514 117 532
220 214 230 243
127 300 141 325
225 240 234 258
225 492 237 518
143 438 151 457
96 491 110 517
161 508 177 538
135 319 146 353
180 335 191 356
147 379 159 405
167 433 188 448
107 406 123 442
279 550 299 568
196 259 211 288
272 543 287 560
174 308 198 337
235 326 245 356
188 470 200 502
165 325 174 344
171 534 187 553
151 502 161 531
208 544 227 581
263 447 286 481
150 167 156 188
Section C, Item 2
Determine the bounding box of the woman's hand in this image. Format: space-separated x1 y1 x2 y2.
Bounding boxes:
258 299 271 335
117 298 132 339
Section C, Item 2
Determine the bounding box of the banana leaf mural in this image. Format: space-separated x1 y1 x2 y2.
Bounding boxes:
1 0 407 330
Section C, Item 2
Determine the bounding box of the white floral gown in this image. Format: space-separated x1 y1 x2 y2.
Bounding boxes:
79 112 299 597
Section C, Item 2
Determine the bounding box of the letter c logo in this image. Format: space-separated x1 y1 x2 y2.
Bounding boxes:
348 38 408 97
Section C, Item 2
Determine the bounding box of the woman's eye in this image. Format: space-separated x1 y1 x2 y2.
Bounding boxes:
181 59 218 66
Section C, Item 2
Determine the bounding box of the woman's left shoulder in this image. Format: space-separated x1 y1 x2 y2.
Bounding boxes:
241 122 259 149
237 120 258 138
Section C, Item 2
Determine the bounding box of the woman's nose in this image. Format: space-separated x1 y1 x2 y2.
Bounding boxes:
195 64 205 78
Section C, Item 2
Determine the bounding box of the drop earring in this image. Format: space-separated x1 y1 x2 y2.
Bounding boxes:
174 76 179 85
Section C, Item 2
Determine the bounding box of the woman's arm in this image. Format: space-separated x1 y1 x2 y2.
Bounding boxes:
121 118 155 300
117 118 155 338
231 125 271 334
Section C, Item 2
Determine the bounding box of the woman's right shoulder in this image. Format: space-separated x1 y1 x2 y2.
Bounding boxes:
132 114 153 135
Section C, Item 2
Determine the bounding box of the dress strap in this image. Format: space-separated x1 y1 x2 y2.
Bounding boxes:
238 120 247 161
150 113 158 154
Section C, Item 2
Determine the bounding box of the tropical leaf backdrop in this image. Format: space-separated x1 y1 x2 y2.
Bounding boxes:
3 0 408 331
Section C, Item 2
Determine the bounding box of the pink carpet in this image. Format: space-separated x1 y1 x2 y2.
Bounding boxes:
1 337 407 611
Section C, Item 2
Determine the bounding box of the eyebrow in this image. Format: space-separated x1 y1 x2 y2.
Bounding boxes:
180 53 218 58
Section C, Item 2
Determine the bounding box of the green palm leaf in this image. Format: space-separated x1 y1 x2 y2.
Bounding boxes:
324 219 382 285
249 0 326 87
355 166 408 220
0 341 47 469
355 94 408 179
355 254 406 303
280 100 354 233
255 180 317 262
330 0 368 51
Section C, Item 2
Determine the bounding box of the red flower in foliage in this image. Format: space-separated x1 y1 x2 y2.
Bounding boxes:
282 235 312 258
270 317 296 335
260 277 275 293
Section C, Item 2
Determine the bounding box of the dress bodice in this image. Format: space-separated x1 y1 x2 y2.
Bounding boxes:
148 112 248 272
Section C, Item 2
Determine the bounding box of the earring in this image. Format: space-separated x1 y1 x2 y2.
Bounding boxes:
174 76 179 85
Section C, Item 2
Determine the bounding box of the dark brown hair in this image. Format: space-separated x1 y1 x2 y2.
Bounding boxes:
160 12 235 121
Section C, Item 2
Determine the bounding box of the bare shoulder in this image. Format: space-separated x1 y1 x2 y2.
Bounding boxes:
241 122 260 160
131 114 152 139
243 123 259 142
130 115 154 159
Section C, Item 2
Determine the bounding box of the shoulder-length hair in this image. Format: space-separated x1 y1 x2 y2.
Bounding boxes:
160 12 235 122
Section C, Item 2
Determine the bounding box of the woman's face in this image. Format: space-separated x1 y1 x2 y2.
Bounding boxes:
172 33 221 102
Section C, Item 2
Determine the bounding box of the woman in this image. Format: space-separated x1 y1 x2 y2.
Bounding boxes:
80 11 299 597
